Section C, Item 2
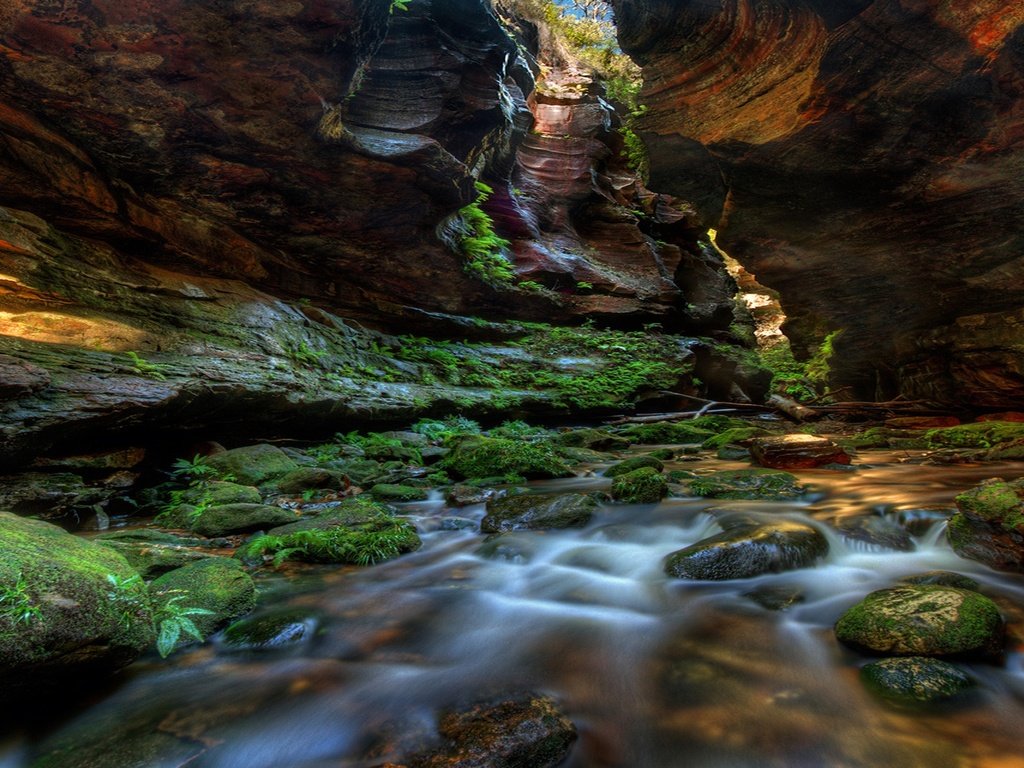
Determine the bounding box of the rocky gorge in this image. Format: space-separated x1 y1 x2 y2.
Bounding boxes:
1 1 1024 767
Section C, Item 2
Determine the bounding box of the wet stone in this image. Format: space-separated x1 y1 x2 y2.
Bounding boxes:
603 455 664 478
445 484 502 507
743 584 806 611
481 493 598 533
860 657 973 702
220 609 319 653
750 434 851 470
829 515 915 552
899 571 981 591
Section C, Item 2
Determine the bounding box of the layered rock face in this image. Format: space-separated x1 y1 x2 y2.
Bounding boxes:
612 0 1024 406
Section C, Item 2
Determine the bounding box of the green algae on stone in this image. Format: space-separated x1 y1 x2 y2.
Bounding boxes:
235 502 421 566
273 467 349 494
205 444 299 486
923 421 1024 450
481 493 598 533
947 477 1024 571
0 512 155 683
184 480 261 506
440 437 573 480
555 428 630 451
604 455 665 478
221 609 318 652
610 467 668 503
368 483 429 502
150 558 256 639
188 503 297 537
615 422 715 445
834 585 1004 659
687 468 805 500
860 657 974 702
701 426 773 450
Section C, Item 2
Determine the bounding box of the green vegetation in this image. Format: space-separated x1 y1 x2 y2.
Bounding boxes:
610 466 667 503
0 572 40 627
440 436 573 480
757 330 842 402
688 469 805 501
390 0 409 12
924 422 1024 450
451 181 515 286
152 591 216 658
125 350 169 381
411 416 484 441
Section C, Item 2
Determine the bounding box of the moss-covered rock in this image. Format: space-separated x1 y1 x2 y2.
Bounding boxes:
701 426 773 450
150 558 256 639
235 501 421 566
188 503 297 537
924 421 1024 450
220 609 318 653
834 585 1004 659
481 493 598 533
440 437 573 480
274 467 348 494
205 444 299 486
0 512 154 685
184 480 261 506
446 484 500 507
93 535 215 579
603 455 664 478
555 428 630 451
610 467 668 503
860 657 974 702
406 691 577 768
369 483 429 502
947 478 1024 572
615 422 716 445
899 571 980 591
324 458 384 485
687 469 805 500
664 520 828 580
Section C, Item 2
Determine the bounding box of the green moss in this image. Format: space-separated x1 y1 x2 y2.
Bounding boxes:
450 182 514 286
150 558 256 639
236 509 421 567
441 436 573 480
835 586 1003 658
610 467 667 503
688 469 805 500
368 483 429 502
924 422 1024 450
701 426 773 450
603 455 664 478
616 422 716 445
860 657 973 702
955 478 1024 527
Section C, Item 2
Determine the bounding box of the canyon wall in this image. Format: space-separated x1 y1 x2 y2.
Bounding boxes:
612 0 1024 406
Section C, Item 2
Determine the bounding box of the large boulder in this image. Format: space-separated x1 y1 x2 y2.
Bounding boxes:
188 503 298 538
687 468 805 500
860 657 974 703
150 558 256 640
0 512 154 686
947 478 1024 572
481 493 598 533
406 692 577 768
664 518 828 580
205 445 299 486
834 586 1004 659
93 530 219 579
603 455 664 478
750 435 851 470
441 438 573 481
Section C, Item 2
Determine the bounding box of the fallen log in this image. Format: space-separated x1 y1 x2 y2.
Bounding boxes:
766 394 821 422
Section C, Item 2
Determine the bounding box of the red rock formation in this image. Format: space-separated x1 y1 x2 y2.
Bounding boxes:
612 0 1024 406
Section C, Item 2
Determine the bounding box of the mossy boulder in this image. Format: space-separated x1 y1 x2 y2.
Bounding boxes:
150 558 256 639
860 657 974 702
205 444 298 486
899 571 980 590
615 422 716 445
555 428 630 451
924 421 1024 450
221 609 318 653
603 455 664 478
834 585 1004 659
325 458 384 485
664 519 828 580
235 502 421 566
610 467 668 503
687 469 805 500
188 503 297 537
93 532 216 579
274 467 348 494
406 692 576 768
446 484 501 507
440 437 573 480
947 478 1024 572
481 493 598 533
0 512 155 685
184 480 261 506
369 483 429 502
701 426 773 450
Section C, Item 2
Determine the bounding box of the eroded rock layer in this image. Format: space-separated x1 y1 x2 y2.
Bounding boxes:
612 0 1024 406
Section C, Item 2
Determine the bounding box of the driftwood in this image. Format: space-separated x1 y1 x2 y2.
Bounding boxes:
766 394 821 422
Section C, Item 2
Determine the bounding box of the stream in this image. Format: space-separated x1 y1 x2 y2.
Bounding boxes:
4 449 1024 767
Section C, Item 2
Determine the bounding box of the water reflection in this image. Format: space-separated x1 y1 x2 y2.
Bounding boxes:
10 452 1024 767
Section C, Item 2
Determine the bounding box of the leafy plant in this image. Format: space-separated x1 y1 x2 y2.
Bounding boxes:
153 590 215 658
171 455 218 484
126 351 169 381
448 181 515 286
105 573 149 630
288 341 327 369
390 0 409 12
411 416 483 441
0 572 40 626
517 280 545 292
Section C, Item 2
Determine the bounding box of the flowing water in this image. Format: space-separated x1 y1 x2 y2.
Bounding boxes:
5 450 1024 767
